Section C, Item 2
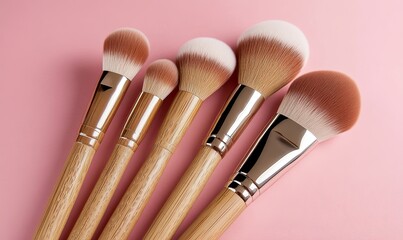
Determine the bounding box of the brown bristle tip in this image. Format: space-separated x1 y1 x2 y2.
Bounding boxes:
278 71 361 141
103 28 150 79
176 37 236 100
237 20 309 98
143 59 179 99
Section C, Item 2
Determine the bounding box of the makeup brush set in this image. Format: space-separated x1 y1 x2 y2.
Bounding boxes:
34 20 361 240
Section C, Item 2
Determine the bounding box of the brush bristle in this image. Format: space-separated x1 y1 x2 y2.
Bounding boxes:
238 20 309 98
278 71 361 141
176 38 236 100
103 28 150 79
142 59 179 99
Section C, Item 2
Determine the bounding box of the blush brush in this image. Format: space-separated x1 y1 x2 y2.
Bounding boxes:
68 59 178 240
180 70 361 239
34 28 149 240
99 38 236 240
145 20 309 240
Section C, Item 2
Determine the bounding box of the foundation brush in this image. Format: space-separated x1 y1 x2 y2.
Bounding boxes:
68 59 178 240
99 38 236 240
34 28 149 240
145 20 309 240
180 70 361 239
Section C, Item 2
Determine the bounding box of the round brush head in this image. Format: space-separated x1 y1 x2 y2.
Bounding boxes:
176 37 236 100
103 28 150 79
278 71 361 141
237 20 309 98
143 59 179 100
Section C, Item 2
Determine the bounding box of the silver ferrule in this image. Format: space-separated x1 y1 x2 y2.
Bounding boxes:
77 71 130 149
119 93 162 149
205 85 264 155
227 114 318 205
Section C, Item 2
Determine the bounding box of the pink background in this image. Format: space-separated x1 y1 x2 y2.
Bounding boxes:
1 0 402 239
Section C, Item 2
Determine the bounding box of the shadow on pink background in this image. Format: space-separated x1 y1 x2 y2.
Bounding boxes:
1 0 402 239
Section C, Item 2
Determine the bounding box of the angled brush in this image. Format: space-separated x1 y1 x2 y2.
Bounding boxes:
180 71 361 239
34 28 149 240
145 20 309 240
99 38 236 240
68 59 178 240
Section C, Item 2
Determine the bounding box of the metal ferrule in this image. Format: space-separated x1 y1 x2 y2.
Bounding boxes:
227 114 318 205
119 92 162 149
205 85 264 155
77 71 130 149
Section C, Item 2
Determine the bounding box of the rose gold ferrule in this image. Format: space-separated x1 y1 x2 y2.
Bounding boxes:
77 71 131 150
118 92 162 149
205 85 264 155
227 114 318 205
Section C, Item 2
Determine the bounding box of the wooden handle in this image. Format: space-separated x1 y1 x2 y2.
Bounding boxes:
69 92 162 239
154 91 202 152
179 188 246 240
68 143 135 240
145 146 222 239
34 142 95 240
99 91 202 239
99 145 171 240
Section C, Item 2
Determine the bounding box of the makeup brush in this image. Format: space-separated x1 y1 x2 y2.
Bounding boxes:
145 20 309 240
99 37 236 240
180 70 361 240
67 59 178 240
33 28 149 240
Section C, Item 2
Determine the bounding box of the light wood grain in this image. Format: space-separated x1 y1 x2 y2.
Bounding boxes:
68 92 161 240
34 142 95 240
145 146 222 239
99 91 202 240
99 145 171 240
180 188 246 240
68 144 135 240
154 91 202 152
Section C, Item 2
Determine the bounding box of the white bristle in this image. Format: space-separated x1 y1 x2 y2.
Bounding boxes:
103 54 142 80
277 71 361 141
278 93 339 141
103 28 150 79
177 37 236 73
142 59 178 100
238 20 309 64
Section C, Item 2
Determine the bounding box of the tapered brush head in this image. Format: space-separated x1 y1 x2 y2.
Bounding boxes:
176 37 236 100
142 59 179 100
103 28 150 79
238 20 309 98
278 71 361 141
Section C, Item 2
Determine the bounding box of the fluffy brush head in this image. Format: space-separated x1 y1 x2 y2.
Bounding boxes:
237 20 309 98
176 37 236 100
278 71 361 141
143 59 179 100
103 28 150 79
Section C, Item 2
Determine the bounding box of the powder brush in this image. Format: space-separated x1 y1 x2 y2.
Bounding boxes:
67 59 178 240
34 28 149 240
180 71 361 239
99 37 236 240
145 20 309 240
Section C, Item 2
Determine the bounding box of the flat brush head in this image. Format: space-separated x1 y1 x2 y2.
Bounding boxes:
278 71 361 141
238 20 309 98
176 37 236 100
103 28 150 79
143 59 179 100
